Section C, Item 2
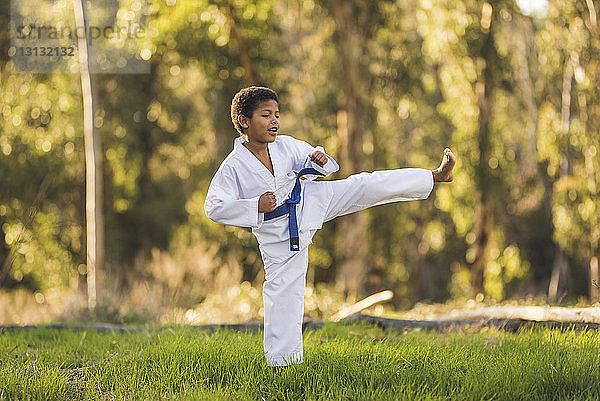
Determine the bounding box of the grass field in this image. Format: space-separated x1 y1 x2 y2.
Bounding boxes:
1 322 599 400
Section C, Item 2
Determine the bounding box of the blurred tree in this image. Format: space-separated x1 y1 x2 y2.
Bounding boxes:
72 0 102 310
0 0 11 286
219 0 255 86
414 0 545 301
0 72 85 293
358 0 459 304
326 0 379 301
537 0 600 302
469 1 496 296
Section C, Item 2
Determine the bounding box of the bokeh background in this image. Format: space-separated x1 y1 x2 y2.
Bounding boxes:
1 0 599 325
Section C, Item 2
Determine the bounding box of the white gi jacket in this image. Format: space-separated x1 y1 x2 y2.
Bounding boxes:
204 135 339 264
205 134 435 266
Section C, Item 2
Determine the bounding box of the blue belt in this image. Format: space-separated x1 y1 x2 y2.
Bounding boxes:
264 167 325 251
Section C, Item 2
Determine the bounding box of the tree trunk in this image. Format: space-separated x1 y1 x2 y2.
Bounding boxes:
328 0 376 301
514 18 541 178
0 5 12 285
221 0 255 86
130 67 158 278
513 17 563 295
73 0 103 311
334 108 366 302
589 255 599 303
0 218 10 286
0 3 8 67
548 53 574 302
470 5 495 296
583 0 599 39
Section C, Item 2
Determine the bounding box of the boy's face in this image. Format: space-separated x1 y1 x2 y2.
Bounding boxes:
239 99 279 145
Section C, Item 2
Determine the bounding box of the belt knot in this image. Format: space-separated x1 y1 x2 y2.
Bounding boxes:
264 167 325 251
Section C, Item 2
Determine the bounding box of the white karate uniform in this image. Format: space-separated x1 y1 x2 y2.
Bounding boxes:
205 135 434 366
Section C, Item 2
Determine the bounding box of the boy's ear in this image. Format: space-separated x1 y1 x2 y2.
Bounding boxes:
238 115 249 129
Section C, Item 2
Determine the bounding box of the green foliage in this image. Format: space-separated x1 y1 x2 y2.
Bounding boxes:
0 70 84 291
537 2 600 263
2 0 600 316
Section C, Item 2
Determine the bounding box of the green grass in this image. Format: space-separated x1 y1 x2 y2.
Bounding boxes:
1 323 599 400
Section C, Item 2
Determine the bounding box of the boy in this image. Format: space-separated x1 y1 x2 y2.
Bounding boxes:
205 86 455 367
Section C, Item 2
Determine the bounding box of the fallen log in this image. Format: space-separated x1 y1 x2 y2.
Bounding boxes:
429 305 600 324
1 312 599 333
343 313 600 332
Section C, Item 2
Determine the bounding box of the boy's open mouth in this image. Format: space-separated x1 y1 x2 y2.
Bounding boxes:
268 127 278 133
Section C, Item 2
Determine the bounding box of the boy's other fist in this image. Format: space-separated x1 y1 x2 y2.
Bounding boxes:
309 151 328 167
258 191 277 213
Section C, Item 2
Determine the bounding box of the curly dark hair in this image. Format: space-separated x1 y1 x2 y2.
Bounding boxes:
230 86 279 135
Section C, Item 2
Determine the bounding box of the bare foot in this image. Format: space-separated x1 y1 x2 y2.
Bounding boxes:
432 148 456 182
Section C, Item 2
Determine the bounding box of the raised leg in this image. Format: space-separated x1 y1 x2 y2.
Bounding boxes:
322 168 434 223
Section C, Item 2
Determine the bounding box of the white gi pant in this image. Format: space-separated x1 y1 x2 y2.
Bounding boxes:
262 168 433 366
